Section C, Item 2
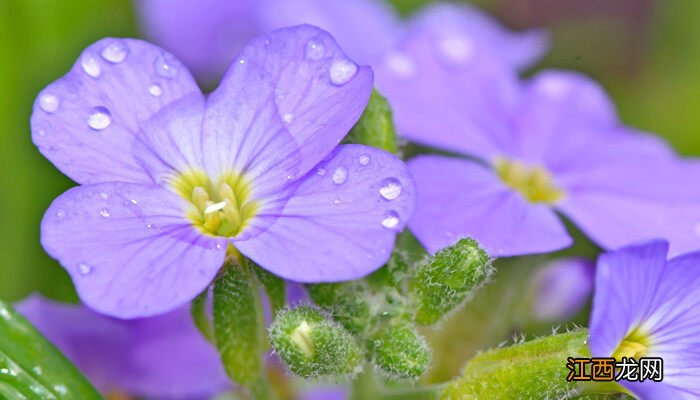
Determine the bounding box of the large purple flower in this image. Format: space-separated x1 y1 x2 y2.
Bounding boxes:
16 295 229 399
136 0 547 82
590 241 700 398
32 26 415 318
376 29 700 257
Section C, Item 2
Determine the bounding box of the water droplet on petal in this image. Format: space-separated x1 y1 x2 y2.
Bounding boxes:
99 192 108 199
37 130 47 136
332 167 348 184
130 198 138 205
384 51 416 79
99 208 110 218
379 178 402 200
439 36 475 64
101 42 128 63
305 40 325 60
81 54 101 78
56 210 66 219
333 199 341 204
87 106 112 130
381 210 400 229
39 93 60 113
155 54 178 78
359 155 370 165
317 168 326 176
149 84 162 97
238 58 246 64
77 263 93 275
283 113 294 124
329 59 358 86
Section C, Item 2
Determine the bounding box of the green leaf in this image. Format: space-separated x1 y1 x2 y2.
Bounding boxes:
344 88 399 154
0 300 101 400
250 260 286 318
441 330 590 400
191 289 214 343
411 238 493 325
213 264 266 390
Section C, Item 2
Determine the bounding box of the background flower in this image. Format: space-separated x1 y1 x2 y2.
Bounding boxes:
530 257 594 322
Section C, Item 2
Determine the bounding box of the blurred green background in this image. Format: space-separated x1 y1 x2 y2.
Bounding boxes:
0 0 698 305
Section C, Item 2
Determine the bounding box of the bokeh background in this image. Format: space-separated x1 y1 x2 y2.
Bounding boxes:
1 0 698 380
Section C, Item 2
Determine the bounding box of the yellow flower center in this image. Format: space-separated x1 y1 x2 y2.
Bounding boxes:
494 158 564 204
612 328 650 360
169 170 259 237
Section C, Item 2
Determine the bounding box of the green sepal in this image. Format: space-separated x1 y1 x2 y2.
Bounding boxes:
369 322 431 380
344 88 399 154
0 300 101 400
441 330 590 400
250 259 286 318
213 263 266 389
268 306 361 378
411 238 493 325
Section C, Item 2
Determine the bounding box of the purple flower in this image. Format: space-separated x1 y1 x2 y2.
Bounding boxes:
590 240 700 398
32 26 415 318
16 295 229 399
530 258 594 321
376 29 700 257
136 0 547 83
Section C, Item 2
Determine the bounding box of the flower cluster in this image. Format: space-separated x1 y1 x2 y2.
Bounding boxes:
16 0 700 399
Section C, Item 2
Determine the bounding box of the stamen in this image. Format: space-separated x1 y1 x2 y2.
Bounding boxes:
204 201 226 214
192 186 210 210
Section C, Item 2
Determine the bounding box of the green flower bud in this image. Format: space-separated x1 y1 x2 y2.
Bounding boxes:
306 282 372 334
411 238 493 325
344 88 399 154
370 323 431 380
367 250 412 291
269 306 361 378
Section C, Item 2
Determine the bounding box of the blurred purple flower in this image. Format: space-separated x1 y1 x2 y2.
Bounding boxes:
531 258 594 321
136 0 547 83
377 29 700 257
16 295 229 399
32 26 415 318
590 240 700 398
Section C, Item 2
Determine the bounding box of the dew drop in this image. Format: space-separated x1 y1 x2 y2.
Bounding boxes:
81 54 101 78
359 155 370 165
384 51 415 79
332 167 348 184
305 40 325 61
99 192 108 199
101 42 128 63
155 54 178 78
438 36 475 64
149 84 163 97
379 178 402 200
77 263 93 275
238 58 246 64
37 130 47 137
329 59 358 86
87 106 112 130
39 93 60 113
130 198 138 205
99 208 110 218
56 210 66 219
32 366 42 375
333 199 341 204
381 210 400 229
283 113 294 124
316 168 326 176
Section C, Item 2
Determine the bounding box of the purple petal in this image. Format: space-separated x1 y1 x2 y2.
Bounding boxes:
375 29 520 160
137 0 262 83
589 240 669 359
41 182 226 318
300 386 348 400
203 25 374 185
407 155 571 256
16 295 230 398
259 0 403 64
32 38 201 185
235 145 415 282
531 258 594 321
409 3 549 70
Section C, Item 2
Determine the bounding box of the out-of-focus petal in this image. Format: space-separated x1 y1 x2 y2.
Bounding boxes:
375 29 520 161
203 25 373 189
235 145 415 282
589 240 669 359
409 3 549 70
531 258 594 321
259 0 402 64
300 386 349 400
16 295 230 399
41 182 227 318
31 38 201 185
137 0 262 83
407 155 571 256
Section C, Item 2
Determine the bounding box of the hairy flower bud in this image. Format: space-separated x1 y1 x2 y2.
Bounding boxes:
369 322 431 380
411 238 493 325
268 306 361 378
306 282 372 334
